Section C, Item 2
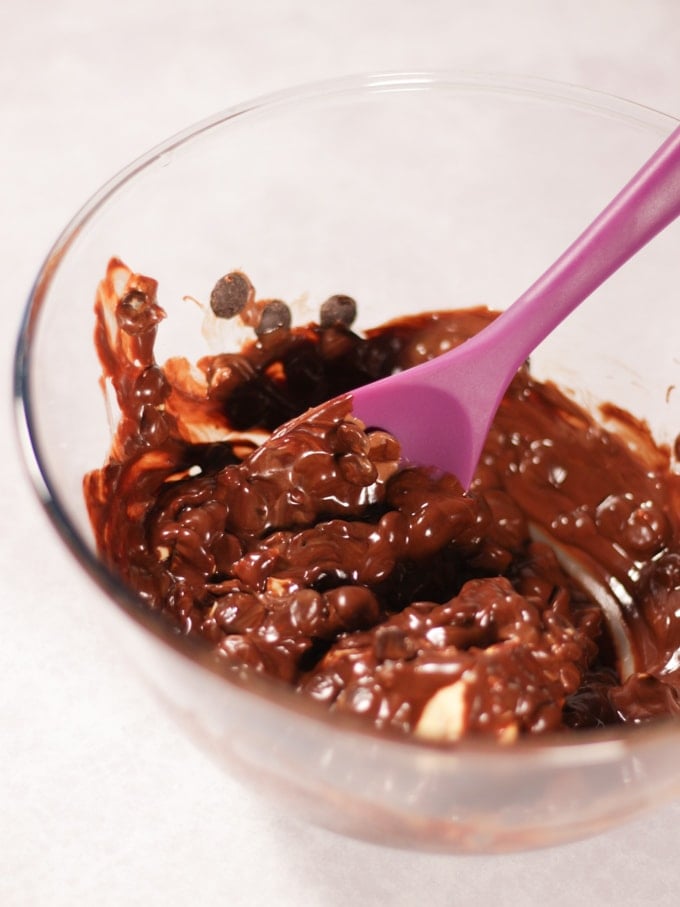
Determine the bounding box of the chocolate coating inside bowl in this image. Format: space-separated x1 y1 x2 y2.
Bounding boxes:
84 259 680 742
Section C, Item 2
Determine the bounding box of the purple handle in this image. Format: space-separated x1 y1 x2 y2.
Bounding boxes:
472 122 680 378
352 122 680 487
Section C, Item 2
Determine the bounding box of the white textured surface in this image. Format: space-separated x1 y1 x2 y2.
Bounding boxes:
3 2 680 904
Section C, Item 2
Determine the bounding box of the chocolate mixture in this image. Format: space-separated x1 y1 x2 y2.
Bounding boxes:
84 259 680 743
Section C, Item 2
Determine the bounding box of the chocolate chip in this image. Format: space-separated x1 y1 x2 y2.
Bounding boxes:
255 300 292 336
133 365 170 405
116 290 163 335
138 405 171 447
319 294 357 328
324 585 380 630
210 272 253 318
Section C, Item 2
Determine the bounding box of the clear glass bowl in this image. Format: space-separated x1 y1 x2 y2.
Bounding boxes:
14 72 680 853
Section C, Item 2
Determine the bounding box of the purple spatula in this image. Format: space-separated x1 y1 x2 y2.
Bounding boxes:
351 123 680 488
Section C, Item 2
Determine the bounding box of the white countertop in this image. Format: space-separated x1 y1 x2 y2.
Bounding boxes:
3 2 680 904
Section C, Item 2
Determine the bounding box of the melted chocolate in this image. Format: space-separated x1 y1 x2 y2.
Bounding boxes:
84 259 680 742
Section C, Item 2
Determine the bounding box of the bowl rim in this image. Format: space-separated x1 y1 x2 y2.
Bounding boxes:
13 68 680 761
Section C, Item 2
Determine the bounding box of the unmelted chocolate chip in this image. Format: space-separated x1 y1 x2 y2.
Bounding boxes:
319 294 357 328
255 300 292 336
210 272 253 319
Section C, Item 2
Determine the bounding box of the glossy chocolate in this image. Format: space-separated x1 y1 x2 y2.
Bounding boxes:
84 259 680 742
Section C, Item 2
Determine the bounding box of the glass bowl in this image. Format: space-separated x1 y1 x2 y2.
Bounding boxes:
14 71 680 853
